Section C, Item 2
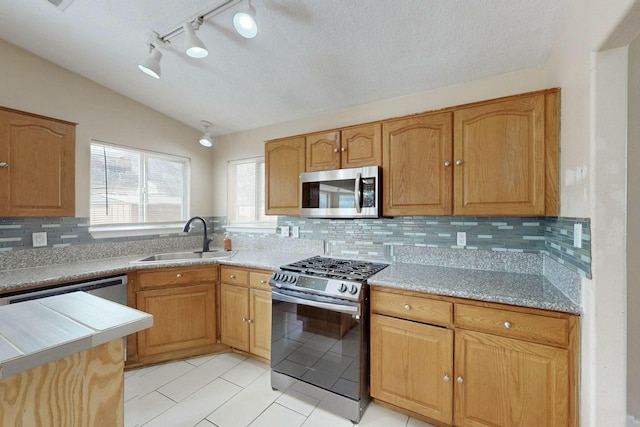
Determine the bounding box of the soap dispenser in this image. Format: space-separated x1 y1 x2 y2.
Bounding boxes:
223 232 232 251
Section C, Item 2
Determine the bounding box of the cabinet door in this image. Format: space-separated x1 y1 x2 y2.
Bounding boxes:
382 113 453 216
454 330 570 427
220 284 250 352
249 289 272 359
306 131 340 171
341 123 382 168
371 314 453 424
265 137 305 216
136 284 216 356
0 108 75 217
453 94 545 216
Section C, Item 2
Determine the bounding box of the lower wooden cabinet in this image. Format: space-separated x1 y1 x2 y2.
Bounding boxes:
371 314 453 425
370 287 579 427
128 265 219 366
220 266 272 360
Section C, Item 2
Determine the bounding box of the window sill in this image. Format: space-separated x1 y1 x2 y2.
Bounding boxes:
225 224 278 234
89 223 185 239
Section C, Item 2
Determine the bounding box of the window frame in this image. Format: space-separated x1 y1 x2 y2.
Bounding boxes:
88 140 191 238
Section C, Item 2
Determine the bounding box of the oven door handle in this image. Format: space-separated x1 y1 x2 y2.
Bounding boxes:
271 290 361 316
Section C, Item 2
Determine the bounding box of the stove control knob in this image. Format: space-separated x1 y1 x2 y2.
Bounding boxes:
338 283 348 293
274 273 281 282
349 284 358 295
288 275 296 283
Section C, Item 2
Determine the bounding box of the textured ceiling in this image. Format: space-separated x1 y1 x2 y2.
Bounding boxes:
0 0 567 136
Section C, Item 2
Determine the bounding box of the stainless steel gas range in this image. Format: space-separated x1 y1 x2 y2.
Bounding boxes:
269 256 388 423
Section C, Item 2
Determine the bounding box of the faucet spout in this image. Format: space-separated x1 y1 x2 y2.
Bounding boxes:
183 216 212 252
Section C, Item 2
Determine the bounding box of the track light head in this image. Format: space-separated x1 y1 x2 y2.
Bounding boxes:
233 1 258 39
183 21 208 58
138 47 162 79
199 120 215 148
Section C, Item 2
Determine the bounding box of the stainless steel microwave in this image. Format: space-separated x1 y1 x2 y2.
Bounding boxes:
300 166 381 218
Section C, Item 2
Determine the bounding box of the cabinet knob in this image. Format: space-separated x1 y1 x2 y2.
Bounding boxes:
242 317 247 322
341 147 346 152
444 161 451 167
457 376 464 384
504 321 512 329
444 375 450 382
0 162 8 168
333 148 339 153
260 280 266 284
404 304 411 310
455 160 462 166
230 275 236 279
247 319 254 324
176 273 182 278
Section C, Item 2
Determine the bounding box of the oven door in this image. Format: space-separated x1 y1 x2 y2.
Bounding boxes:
270 288 366 402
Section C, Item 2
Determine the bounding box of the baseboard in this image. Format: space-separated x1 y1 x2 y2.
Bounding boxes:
628 415 640 426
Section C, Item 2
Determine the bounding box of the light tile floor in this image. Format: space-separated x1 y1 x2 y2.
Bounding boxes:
125 352 437 427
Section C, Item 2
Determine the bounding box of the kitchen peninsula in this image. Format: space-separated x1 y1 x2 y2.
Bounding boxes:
0 292 152 427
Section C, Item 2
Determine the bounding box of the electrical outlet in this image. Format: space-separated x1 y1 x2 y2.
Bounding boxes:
573 223 582 248
292 226 300 238
457 231 467 247
32 232 47 247
280 226 289 237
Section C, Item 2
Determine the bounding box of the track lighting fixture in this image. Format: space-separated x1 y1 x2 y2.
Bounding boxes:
199 121 215 148
138 45 162 79
233 0 258 39
183 20 208 58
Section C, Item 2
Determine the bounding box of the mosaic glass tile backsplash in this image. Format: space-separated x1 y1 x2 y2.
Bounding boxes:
0 215 591 278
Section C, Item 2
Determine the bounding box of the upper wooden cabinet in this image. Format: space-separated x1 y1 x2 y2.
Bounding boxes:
0 107 76 217
265 136 305 216
453 92 557 216
306 124 382 172
383 113 453 216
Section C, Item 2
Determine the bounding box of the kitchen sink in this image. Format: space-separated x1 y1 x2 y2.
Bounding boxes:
132 250 236 264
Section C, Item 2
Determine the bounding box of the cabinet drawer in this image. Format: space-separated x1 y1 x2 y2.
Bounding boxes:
455 304 569 347
138 266 218 289
221 266 250 286
250 270 272 291
371 289 452 327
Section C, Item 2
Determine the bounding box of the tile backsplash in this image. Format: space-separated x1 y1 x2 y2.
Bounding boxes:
0 215 591 278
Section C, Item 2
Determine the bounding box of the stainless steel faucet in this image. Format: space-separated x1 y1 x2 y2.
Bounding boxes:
183 216 212 253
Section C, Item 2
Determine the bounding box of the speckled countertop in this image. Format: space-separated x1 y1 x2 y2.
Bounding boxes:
0 250 580 315
368 262 580 314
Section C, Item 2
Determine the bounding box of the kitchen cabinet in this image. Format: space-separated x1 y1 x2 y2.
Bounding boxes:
131 265 219 365
265 136 305 216
382 112 453 216
306 123 382 172
382 89 559 216
370 287 578 427
0 106 75 217
453 91 559 216
220 266 272 360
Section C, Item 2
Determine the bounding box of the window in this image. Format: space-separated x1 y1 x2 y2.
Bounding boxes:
227 157 276 227
90 141 189 225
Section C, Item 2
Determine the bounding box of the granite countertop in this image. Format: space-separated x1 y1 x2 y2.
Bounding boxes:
0 291 152 378
0 249 580 315
369 262 581 314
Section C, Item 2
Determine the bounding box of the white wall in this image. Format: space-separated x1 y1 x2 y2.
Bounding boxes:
210 67 547 216
0 39 214 217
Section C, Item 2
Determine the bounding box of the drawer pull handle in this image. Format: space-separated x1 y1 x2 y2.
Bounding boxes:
444 375 450 382
176 273 182 278
404 304 411 310
230 275 236 279
504 322 512 329
260 280 266 284
457 376 464 384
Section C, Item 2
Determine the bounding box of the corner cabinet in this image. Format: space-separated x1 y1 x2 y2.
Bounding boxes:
220 266 272 360
265 136 305 216
370 287 578 427
0 106 76 217
129 265 220 366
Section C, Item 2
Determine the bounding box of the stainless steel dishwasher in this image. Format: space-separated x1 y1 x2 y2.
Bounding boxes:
0 274 128 306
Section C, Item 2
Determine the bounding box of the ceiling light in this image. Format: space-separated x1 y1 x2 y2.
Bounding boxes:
233 1 258 39
183 20 208 58
138 47 162 79
199 120 215 147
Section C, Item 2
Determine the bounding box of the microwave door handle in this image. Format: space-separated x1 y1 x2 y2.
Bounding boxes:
355 172 362 213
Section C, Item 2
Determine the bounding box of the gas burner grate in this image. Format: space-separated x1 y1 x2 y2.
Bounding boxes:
284 256 388 281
